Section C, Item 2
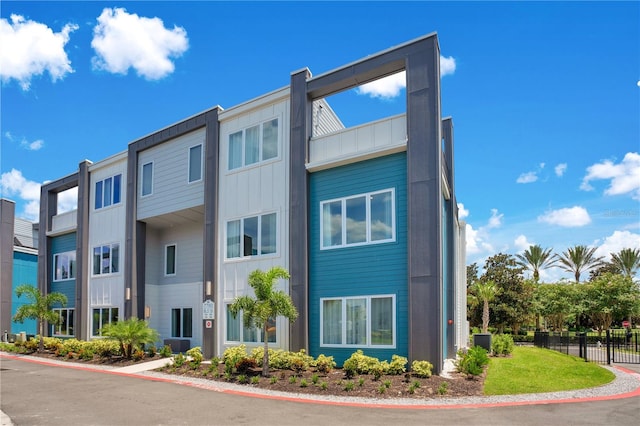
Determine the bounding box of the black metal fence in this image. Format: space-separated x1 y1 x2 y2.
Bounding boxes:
534 330 640 364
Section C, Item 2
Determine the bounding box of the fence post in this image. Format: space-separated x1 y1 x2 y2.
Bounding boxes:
606 329 611 365
579 332 587 361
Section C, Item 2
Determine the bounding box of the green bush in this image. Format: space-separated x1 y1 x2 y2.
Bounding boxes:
313 354 336 374
173 353 186 367
186 347 204 366
411 360 433 378
387 354 408 375
91 339 121 358
223 345 249 373
491 334 515 356
456 346 489 377
343 350 385 377
159 344 173 358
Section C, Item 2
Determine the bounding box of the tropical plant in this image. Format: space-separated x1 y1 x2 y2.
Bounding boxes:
100 317 159 358
582 273 640 336
515 244 556 282
12 284 68 353
609 248 640 279
555 245 604 282
474 280 497 333
228 266 298 377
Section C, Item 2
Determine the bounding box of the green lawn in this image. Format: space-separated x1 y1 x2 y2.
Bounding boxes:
484 346 615 395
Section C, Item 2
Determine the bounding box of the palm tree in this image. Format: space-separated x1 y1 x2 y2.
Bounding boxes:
12 284 68 353
516 244 556 282
609 248 640 278
229 266 298 376
101 318 159 358
555 245 604 282
474 280 497 333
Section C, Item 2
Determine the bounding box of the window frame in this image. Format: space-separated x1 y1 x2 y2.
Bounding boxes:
224 304 277 345
320 188 396 250
227 117 280 172
319 294 396 348
141 161 154 197
188 143 203 183
52 308 74 337
164 243 177 276
92 307 119 337
92 243 120 276
53 250 76 281
225 212 277 260
171 307 193 338
94 174 122 210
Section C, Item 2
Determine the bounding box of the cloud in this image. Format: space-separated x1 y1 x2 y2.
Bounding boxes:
555 163 567 177
356 55 456 99
514 234 532 251
580 152 640 199
0 14 77 90
487 208 503 228
516 171 538 184
538 206 591 227
91 8 189 80
593 230 640 262
5 132 44 151
457 203 469 219
464 209 503 256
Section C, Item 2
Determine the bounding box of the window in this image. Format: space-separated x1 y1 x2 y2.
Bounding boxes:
321 189 395 249
225 305 276 344
171 308 193 338
95 174 122 209
92 243 120 275
320 295 395 347
226 212 277 259
188 144 203 183
53 251 76 281
228 118 279 170
141 162 153 196
165 244 176 276
52 308 74 336
92 307 118 336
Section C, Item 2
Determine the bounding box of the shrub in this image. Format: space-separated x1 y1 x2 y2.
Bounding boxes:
186 347 204 366
235 357 258 373
438 382 448 395
79 348 95 360
146 344 157 357
132 348 145 361
313 354 336 374
411 360 433 378
159 345 173 358
491 334 515 356
91 339 121 358
223 345 248 373
42 337 63 352
173 353 186 368
343 350 385 377
288 350 313 374
456 346 489 377
387 355 408 375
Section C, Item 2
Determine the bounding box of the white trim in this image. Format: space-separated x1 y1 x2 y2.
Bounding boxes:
53 250 76 282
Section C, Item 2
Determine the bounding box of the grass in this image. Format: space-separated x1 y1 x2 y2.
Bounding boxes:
484 346 615 395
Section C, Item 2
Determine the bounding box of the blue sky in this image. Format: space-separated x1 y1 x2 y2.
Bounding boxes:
1 1 639 281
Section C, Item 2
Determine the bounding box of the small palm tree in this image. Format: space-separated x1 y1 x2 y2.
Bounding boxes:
555 245 604 282
610 248 640 278
229 266 298 377
101 318 159 358
12 284 67 353
516 244 556 282
474 281 497 333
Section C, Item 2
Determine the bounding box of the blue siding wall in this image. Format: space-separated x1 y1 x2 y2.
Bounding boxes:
309 153 407 365
11 251 38 335
51 233 76 308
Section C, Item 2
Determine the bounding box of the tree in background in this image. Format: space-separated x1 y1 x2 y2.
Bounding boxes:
12 284 67 353
533 283 578 331
609 248 640 279
555 245 604 283
582 273 640 336
101 318 159 358
516 244 556 282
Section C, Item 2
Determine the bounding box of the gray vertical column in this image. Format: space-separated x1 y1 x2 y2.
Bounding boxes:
406 36 444 374
0 199 15 335
289 68 312 352
203 108 219 359
76 161 91 339
442 118 456 357
124 145 138 319
38 189 57 297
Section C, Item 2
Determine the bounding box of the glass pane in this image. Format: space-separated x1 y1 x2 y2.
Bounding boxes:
59 309 67 335
322 201 342 247
60 253 68 280
54 254 61 280
346 298 367 345
101 309 110 333
260 213 276 255
243 216 258 256
243 324 258 342
189 145 202 182
371 297 393 345
95 181 103 209
262 119 278 160
228 131 242 169
226 220 240 258
166 245 176 275
346 196 366 244
68 309 74 336
92 309 100 336
111 308 119 324
111 244 119 273
226 306 240 341
113 174 121 204
265 318 276 343
103 177 112 207
322 300 342 345
245 125 259 165
183 308 193 338
101 246 111 274
142 163 153 196
371 191 393 241
69 252 76 279
171 308 181 337
93 247 101 275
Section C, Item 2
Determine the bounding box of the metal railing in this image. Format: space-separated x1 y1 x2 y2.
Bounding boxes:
534 330 640 364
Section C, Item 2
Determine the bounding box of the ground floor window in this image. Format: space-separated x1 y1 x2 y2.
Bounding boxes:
320 294 395 348
52 308 74 336
225 304 276 344
171 308 193 338
92 307 118 336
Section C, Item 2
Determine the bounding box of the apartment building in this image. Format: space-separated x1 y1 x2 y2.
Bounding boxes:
35 33 467 373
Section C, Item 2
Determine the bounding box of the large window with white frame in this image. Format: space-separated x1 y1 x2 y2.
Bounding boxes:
188 144 203 183
226 212 277 259
141 162 153 196
320 295 395 348
53 251 76 281
171 308 193 338
92 307 118 336
165 244 176 276
228 118 279 171
95 174 122 210
92 243 120 275
320 188 395 250
52 308 74 336
225 304 276 344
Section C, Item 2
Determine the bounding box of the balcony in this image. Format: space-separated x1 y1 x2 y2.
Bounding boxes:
49 209 77 236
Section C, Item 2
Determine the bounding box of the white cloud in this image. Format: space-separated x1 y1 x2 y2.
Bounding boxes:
516 171 538 184
457 203 469 219
538 206 591 227
0 14 77 90
356 55 456 99
487 208 503 228
580 152 640 199
22 139 44 151
464 209 504 256
555 163 567 177
91 7 189 80
514 234 532 251
593 230 640 262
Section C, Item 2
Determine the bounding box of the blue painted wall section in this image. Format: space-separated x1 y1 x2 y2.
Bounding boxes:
309 153 408 365
10 251 38 335
50 233 77 309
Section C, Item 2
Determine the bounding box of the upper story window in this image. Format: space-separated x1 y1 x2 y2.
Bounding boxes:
165 244 177 276
228 118 278 171
188 144 203 183
320 188 395 250
53 251 76 281
95 174 122 210
226 212 276 259
93 243 119 276
141 162 153 196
